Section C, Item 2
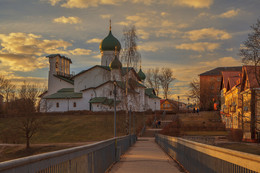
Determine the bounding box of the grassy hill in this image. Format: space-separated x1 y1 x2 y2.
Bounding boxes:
0 113 148 144
0 113 150 162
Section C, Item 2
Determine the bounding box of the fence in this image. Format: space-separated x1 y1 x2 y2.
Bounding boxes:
155 134 260 173
0 135 136 173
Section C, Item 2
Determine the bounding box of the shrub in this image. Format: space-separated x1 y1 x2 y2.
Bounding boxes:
228 129 243 142
160 118 181 137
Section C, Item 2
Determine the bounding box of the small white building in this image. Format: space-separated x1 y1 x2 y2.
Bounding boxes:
40 25 160 112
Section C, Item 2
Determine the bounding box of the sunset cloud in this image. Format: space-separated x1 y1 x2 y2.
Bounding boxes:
200 57 241 67
69 48 92 55
219 9 240 18
184 28 231 41
171 0 213 8
100 14 112 19
48 0 62 6
175 42 220 52
87 38 102 43
198 9 240 19
118 11 183 39
53 16 81 24
61 0 125 8
0 32 92 71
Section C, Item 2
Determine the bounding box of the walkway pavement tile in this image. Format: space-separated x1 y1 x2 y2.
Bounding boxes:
108 137 183 173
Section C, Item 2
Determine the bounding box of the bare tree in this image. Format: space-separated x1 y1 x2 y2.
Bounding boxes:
188 78 200 103
239 19 260 139
0 75 16 114
120 25 141 70
240 19 260 85
145 68 160 96
159 68 175 99
17 82 42 149
120 25 141 134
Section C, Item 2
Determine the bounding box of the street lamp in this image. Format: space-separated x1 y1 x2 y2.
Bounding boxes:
178 96 180 112
187 97 190 112
113 81 117 138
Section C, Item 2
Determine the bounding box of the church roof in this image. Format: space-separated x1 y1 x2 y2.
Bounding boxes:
72 65 141 81
99 30 121 52
199 66 242 76
109 56 122 69
138 68 146 80
43 88 82 99
145 88 160 99
54 74 74 85
72 65 110 79
89 97 120 106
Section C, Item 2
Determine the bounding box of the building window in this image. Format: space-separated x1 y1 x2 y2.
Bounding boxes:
73 102 76 107
56 102 59 108
97 104 99 107
110 91 112 96
163 104 165 108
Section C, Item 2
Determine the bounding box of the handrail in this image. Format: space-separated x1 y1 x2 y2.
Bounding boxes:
0 135 136 173
156 134 260 173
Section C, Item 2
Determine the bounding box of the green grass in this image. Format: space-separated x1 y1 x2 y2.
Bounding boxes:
216 143 260 155
0 113 150 162
0 113 148 144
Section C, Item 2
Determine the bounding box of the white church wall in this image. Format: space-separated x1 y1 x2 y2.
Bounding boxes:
74 67 110 92
44 98 84 112
101 51 116 66
122 69 138 81
47 76 74 96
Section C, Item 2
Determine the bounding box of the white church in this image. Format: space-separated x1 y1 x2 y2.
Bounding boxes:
39 24 160 112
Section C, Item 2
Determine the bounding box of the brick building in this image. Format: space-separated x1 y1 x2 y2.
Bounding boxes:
199 67 242 110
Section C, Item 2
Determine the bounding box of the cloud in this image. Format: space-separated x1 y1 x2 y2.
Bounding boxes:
226 48 233 51
48 0 213 9
60 0 125 8
100 14 112 19
87 38 102 43
136 29 150 39
138 41 173 52
69 48 92 55
117 11 184 39
171 0 213 8
53 16 81 24
184 28 231 41
175 42 220 52
200 57 241 67
48 0 62 6
219 9 240 18
198 9 240 19
0 32 92 71
138 44 159 52
132 0 155 5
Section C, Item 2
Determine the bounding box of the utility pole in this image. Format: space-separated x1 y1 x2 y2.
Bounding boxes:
113 81 117 138
178 96 180 113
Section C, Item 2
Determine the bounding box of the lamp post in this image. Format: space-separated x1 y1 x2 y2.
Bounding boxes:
178 96 180 113
187 97 190 112
129 106 131 135
113 81 117 138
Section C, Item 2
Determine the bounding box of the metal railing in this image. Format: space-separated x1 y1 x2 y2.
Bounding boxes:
155 134 260 173
0 135 136 173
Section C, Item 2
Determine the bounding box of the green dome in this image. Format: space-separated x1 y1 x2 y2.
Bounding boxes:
138 68 146 80
109 56 122 69
100 31 121 52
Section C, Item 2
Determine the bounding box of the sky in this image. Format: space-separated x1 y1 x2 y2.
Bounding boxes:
0 0 259 102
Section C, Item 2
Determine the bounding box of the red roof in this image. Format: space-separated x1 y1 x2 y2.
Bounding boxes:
222 71 241 89
243 66 260 89
160 99 166 104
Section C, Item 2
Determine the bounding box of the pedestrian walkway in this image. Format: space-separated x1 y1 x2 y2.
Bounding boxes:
108 137 183 173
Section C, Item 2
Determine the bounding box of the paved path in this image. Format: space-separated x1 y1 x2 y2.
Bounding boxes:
109 137 183 173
